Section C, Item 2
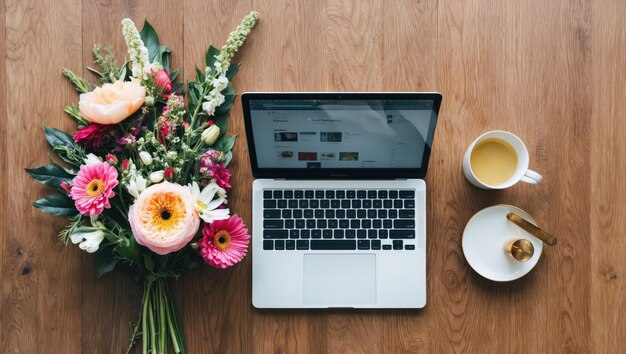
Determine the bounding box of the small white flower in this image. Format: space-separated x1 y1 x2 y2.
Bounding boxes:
202 100 217 116
166 151 178 160
139 151 153 165
211 75 229 91
127 174 147 199
149 170 164 183
188 181 230 223
83 153 102 166
70 224 106 253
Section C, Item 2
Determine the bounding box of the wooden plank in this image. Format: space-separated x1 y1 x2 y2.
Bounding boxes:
435 0 591 352
1 0 83 352
590 0 626 351
381 1 438 352
0 0 6 347
79 1 183 352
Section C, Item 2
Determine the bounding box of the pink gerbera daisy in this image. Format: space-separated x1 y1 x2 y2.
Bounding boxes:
69 162 118 216
199 215 250 269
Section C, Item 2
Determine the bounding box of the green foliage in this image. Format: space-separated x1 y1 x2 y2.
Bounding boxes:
91 44 120 84
225 63 240 81
25 163 74 189
33 193 78 216
44 126 85 167
58 215 83 244
214 115 228 137
64 104 90 127
204 45 220 72
96 244 119 277
213 135 236 153
139 21 172 73
62 68 90 94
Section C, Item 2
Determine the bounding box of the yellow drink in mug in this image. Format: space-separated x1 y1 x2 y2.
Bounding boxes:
463 131 542 189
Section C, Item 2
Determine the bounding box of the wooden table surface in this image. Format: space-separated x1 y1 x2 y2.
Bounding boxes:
2 0 625 353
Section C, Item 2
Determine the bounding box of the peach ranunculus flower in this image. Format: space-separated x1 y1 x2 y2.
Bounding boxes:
128 181 200 255
79 80 146 124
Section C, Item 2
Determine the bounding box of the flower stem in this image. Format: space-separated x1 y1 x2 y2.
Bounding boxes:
158 280 167 354
141 281 151 354
148 284 157 354
188 84 207 130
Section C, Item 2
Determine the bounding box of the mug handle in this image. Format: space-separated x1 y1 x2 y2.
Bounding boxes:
520 169 542 184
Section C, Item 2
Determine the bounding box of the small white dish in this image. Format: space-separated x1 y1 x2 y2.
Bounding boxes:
462 205 543 282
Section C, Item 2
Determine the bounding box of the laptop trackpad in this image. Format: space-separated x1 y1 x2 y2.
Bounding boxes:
303 254 376 306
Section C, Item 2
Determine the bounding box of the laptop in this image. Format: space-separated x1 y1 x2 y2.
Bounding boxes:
242 92 442 308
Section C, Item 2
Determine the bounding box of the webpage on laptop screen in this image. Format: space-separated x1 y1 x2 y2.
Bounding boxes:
249 99 434 169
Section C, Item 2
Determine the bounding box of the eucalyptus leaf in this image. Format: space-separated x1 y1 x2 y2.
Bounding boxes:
26 163 74 189
33 193 78 216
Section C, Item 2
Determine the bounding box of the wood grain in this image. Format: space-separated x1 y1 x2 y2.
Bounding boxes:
1 0 625 353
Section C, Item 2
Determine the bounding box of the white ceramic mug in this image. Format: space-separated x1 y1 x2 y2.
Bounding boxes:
463 130 542 189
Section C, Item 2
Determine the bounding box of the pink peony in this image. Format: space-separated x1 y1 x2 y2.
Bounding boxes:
199 215 250 269
154 69 172 93
128 181 199 255
79 80 145 124
69 162 118 216
73 123 113 152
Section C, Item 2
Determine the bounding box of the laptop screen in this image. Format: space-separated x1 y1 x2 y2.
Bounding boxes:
242 93 441 178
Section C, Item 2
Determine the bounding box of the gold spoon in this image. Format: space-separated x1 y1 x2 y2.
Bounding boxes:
507 212 557 246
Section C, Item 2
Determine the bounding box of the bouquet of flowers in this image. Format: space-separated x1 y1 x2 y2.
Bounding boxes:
26 11 259 354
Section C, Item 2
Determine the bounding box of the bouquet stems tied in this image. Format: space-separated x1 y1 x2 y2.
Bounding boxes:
132 276 186 354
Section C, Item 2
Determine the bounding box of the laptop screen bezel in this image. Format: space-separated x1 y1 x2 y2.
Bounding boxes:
242 92 442 179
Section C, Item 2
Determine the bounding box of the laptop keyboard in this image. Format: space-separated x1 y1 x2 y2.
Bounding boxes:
262 189 416 251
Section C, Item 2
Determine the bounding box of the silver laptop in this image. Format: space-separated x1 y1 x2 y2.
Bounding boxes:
242 92 442 308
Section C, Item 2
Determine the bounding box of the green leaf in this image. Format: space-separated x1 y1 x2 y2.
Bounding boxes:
194 67 205 82
139 21 172 72
26 163 74 189
44 126 74 148
113 240 139 264
33 193 78 216
205 45 220 69
225 63 240 81
214 135 236 153
214 115 228 136
169 68 180 82
224 151 233 167
143 254 155 272
96 245 118 277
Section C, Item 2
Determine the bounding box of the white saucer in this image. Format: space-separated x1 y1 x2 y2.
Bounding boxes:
462 205 543 282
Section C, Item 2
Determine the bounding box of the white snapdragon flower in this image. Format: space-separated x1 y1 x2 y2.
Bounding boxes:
121 18 151 80
188 181 230 223
127 174 147 199
84 153 102 166
211 75 229 91
70 218 107 253
202 88 226 116
202 100 217 116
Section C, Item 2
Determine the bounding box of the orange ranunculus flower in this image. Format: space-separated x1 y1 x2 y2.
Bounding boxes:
79 80 146 124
